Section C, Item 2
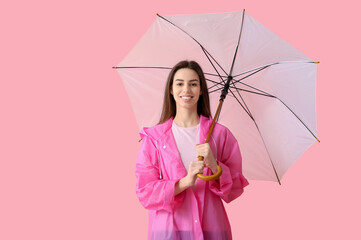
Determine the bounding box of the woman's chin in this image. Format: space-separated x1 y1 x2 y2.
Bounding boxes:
176 103 198 111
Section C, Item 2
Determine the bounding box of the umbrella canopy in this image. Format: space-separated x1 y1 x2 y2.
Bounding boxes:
114 10 319 183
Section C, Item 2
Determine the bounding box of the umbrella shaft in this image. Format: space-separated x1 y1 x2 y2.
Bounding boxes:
205 99 224 143
220 76 233 100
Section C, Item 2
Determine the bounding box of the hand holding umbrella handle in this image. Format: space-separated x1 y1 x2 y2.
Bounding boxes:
196 99 225 181
197 155 222 181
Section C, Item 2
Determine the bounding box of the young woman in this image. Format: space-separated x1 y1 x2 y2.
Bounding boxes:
135 60 249 240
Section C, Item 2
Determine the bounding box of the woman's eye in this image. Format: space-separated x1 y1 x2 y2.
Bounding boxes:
191 83 198 86
177 83 183 86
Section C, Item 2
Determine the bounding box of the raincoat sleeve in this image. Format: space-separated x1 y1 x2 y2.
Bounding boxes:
208 127 249 203
135 134 185 213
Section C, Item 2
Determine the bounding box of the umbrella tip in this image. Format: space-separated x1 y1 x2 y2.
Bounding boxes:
112 66 117 69
316 137 320 143
315 61 320 64
156 13 160 17
243 9 246 12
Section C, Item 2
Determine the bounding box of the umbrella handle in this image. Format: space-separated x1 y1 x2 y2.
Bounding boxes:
197 156 223 181
196 99 225 181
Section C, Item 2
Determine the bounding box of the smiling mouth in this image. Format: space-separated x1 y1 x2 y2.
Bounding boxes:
180 96 193 99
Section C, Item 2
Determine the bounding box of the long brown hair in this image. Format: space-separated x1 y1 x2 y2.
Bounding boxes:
158 60 212 124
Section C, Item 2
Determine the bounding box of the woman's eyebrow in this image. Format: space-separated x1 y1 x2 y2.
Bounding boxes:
174 79 199 82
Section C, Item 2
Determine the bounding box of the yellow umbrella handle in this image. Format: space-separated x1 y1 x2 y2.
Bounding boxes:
196 156 222 181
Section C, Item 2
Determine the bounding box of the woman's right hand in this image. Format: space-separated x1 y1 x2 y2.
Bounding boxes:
175 161 205 196
186 160 205 186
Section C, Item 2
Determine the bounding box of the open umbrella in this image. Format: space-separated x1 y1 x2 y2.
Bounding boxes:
114 10 319 183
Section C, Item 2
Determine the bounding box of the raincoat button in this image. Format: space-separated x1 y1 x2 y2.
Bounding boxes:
163 145 166 149
195 220 198 223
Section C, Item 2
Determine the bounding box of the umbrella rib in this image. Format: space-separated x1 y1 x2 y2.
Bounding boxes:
276 98 319 141
228 61 319 183
209 85 274 99
207 72 272 100
234 80 319 142
227 87 254 121
230 60 320 141
200 47 228 86
231 87 274 98
205 78 226 91
113 66 172 70
233 60 318 78
208 87 223 94
231 81 254 119
229 9 246 76
201 46 229 78
208 83 223 92
226 88 282 184
113 66 221 77
157 14 228 76
227 87 282 184
236 82 273 96
232 65 271 92
207 66 273 98
233 63 279 78
249 116 282 184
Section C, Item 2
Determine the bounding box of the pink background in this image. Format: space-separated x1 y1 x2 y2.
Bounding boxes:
1 0 360 239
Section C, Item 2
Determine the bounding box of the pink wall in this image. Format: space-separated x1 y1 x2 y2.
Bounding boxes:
1 0 360 239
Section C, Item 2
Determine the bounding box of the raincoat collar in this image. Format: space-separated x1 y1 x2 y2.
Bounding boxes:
140 115 212 142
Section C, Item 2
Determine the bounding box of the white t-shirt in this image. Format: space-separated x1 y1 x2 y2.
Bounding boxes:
171 121 200 172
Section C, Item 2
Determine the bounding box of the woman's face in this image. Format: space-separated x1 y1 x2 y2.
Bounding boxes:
171 68 202 112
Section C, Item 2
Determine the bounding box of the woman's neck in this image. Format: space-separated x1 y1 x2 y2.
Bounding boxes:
173 110 200 128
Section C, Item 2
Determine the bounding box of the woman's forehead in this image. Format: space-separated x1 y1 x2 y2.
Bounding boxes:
174 68 199 80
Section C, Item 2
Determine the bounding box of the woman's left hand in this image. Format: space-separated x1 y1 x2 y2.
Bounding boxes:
196 143 218 174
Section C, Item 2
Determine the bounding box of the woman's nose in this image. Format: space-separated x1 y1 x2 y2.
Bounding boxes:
183 84 190 92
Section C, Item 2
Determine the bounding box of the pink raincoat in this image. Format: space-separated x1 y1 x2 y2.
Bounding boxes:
136 115 249 240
